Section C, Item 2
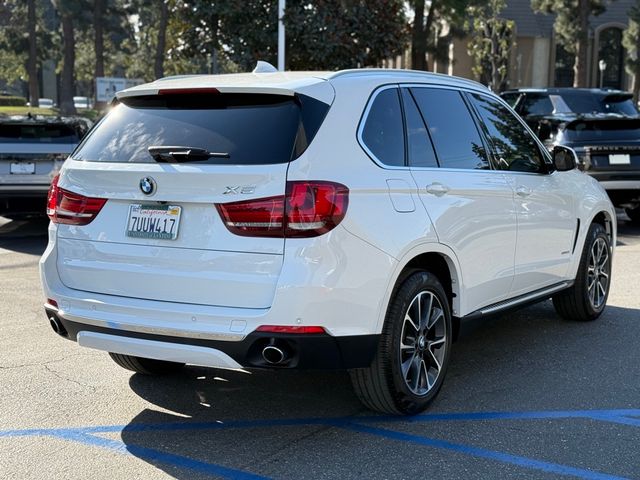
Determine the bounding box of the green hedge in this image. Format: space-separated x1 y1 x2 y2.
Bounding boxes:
0 96 27 107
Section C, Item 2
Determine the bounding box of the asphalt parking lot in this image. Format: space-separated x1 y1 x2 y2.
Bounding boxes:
1 215 639 480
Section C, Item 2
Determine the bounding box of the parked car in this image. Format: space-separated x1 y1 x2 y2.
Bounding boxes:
73 96 93 110
501 88 640 223
41 69 615 414
37 98 55 109
0 115 90 218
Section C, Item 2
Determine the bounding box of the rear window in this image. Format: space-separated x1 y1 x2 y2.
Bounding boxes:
521 92 639 117
0 123 81 144
72 93 329 164
563 119 640 142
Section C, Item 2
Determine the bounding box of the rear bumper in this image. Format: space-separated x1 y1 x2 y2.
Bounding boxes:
0 186 49 214
584 172 640 205
40 221 395 370
45 306 379 370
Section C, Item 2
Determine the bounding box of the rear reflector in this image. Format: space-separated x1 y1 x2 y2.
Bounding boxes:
216 181 348 238
255 325 326 334
47 174 107 225
46 298 58 308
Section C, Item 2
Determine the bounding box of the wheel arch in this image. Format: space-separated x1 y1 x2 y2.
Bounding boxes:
378 244 463 340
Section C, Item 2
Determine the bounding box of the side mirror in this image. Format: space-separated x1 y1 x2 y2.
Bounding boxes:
552 145 577 171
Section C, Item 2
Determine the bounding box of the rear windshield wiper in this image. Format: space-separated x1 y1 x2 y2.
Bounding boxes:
148 146 230 163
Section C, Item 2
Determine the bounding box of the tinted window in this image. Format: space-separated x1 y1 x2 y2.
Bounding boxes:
73 93 328 164
500 92 521 108
361 88 405 167
401 89 438 168
471 94 545 173
521 94 554 116
411 88 488 169
562 118 640 142
0 123 81 144
558 92 638 116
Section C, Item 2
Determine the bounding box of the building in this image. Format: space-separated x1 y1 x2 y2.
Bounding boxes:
438 0 634 90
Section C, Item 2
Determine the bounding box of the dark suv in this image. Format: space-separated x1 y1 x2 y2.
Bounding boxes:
501 88 640 222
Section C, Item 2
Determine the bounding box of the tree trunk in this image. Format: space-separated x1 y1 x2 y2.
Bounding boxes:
423 0 438 71
59 13 76 115
27 0 39 108
154 0 169 79
573 0 590 88
411 0 427 70
93 0 105 108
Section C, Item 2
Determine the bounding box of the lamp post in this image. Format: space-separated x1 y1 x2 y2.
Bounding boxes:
599 59 607 89
278 0 285 71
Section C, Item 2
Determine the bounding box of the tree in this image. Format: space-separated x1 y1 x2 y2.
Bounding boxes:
27 0 39 107
154 0 169 78
623 1 640 103
466 0 515 91
285 0 408 70
532 0 609 88
0 0 53 100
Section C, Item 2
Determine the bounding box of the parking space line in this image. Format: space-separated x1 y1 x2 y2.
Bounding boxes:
45 430 271 480
3 408 640 479
336 421 630 480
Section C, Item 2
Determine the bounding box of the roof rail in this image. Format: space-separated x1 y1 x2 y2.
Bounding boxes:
327 68 487 90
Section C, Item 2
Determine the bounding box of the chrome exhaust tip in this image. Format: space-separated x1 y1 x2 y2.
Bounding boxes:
262 345 286 364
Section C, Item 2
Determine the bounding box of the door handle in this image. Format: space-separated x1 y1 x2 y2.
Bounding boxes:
516 185 532 197
426 183 450 196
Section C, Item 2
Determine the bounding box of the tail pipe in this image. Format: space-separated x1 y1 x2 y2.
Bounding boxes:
262 343 288 365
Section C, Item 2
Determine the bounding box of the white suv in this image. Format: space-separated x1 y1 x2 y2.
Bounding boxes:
40 69 615 414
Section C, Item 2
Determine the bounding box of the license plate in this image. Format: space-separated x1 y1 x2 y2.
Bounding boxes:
126 204 182 240
10 162 35 174
609 154 631 165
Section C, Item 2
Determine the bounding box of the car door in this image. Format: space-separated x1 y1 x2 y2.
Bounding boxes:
467 92 577 296
404 86 517 314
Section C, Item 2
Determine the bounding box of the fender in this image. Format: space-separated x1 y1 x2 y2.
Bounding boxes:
375 241 464 334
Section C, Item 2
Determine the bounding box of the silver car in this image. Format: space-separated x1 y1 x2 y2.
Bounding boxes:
0 115 90 218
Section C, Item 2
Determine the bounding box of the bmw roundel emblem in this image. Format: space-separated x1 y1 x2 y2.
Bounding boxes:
140 176 156 195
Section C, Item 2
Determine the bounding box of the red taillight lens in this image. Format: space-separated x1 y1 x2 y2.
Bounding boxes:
47 174 107 225
216 181 348 238
255 325 326 334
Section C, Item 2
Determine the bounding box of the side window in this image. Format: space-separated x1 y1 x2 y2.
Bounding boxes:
470 93 546 173
411 88 489 170
401 88 438 168
361 88 405 167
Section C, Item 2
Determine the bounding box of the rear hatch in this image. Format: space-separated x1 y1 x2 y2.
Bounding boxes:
563 118 640 171
0 119 84 185
55 86 331 309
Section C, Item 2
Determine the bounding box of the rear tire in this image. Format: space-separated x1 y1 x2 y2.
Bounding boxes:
625 206 640 224
350 271 452 415
109 353 185 375
553 223 611 322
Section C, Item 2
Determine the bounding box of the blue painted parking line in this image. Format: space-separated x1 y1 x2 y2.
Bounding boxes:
38 430 270 480
2 408 640 479
336 421 630 480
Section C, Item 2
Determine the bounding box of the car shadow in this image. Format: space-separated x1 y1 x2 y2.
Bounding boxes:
0 216 49 255
119 302 640 479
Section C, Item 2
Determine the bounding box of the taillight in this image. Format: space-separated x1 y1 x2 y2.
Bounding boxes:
47 174 107 225
216 181 348 238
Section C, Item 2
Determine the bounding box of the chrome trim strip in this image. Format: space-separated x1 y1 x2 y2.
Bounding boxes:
60 311 247 342
479 282 571 315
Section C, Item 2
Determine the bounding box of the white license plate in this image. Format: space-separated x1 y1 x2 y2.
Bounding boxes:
609 154 631 165
10 162 35 174
126 204 182 240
